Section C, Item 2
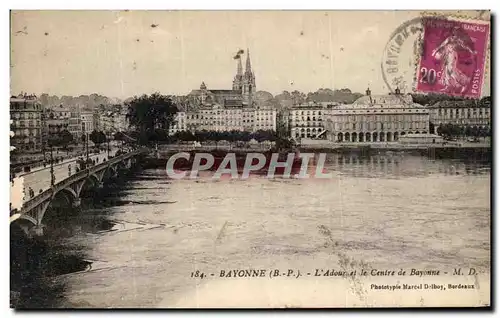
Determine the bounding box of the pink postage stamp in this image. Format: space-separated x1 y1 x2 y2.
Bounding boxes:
416 17 490 98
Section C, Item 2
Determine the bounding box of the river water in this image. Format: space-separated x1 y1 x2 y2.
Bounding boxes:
12 152 491 308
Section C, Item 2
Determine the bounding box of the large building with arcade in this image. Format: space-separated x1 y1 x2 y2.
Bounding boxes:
324 88 430 143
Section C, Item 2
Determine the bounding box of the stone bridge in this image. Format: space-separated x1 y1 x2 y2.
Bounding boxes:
10 149 147 237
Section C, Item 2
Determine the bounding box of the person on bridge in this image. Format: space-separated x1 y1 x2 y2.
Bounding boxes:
68 164 72 177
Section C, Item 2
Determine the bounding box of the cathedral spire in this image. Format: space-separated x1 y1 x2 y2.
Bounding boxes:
237 57 243 76
245 48 252 75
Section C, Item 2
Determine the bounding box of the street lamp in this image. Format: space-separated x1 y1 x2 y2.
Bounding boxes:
107 131 111 158
50 144 55 187
86 132 89 163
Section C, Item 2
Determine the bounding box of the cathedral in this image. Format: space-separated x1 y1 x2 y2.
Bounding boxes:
188 49 256 108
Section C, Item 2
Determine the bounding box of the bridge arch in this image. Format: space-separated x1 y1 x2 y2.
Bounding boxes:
102 165 117 181
38 187 80 226
83 174 101 189
54 187 78 204
17 214 38 226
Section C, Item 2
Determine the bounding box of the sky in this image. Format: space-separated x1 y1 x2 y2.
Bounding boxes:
10 10 490 99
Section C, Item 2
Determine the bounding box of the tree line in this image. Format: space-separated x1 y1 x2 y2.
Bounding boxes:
170 129 277 143
411 93 491 106
46 129 110 149
436 123 491 139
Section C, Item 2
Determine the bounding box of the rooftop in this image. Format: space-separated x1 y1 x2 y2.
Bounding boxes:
224 99 243 107
328 94 425 110
401 133 442 138
428 100 489 109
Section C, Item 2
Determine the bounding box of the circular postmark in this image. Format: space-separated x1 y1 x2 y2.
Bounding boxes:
381 14 489 99
381 17 425 97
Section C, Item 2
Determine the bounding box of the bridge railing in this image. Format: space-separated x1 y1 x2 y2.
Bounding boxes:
12 149 147 216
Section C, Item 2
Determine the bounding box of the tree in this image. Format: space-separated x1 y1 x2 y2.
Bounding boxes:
470 126 479 138
174 130 196 142
114 131 125 141
60 130 73 147
464 126 472 137
437 123 453 138
99 131 107 145
251 130 276 142
126 93 178 145
47 135 62 148
90 130 106 148
194 130 208 143
429 122 435 134
291 90 306 106
47 129 73 149
478 126 488 140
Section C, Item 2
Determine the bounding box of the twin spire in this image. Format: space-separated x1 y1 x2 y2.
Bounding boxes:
232 48 255 104
244 48 252 76
236 48 252 77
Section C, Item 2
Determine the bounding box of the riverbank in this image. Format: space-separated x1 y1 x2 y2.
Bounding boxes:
10 163 142 309
144 144 490 169
298 145 491 160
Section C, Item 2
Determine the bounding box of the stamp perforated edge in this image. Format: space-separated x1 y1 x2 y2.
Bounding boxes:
411 11 491 97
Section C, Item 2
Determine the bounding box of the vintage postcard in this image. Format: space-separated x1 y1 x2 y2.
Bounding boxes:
9 10 491 309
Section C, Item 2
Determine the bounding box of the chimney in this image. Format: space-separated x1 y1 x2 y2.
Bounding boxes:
366 87 373 104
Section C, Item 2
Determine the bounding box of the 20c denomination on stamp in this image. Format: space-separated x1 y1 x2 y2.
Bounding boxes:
416 16 490 98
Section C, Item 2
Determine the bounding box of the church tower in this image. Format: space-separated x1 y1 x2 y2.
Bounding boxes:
242 49 256 106
232 57 243 92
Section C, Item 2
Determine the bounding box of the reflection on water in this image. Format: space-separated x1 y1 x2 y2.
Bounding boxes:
11 153 490 308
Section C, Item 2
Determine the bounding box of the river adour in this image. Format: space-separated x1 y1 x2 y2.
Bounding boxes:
11 152 490 308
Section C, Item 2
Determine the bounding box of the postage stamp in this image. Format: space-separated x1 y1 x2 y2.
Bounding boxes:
415 16 490 98
10 10 491 309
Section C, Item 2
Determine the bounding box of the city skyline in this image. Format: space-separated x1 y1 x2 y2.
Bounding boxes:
11 10 491 99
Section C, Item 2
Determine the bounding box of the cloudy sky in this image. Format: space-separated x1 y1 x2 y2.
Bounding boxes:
10 10 490 98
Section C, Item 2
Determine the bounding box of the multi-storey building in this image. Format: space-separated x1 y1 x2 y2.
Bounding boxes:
10 95 43 153
52 106 71 119
276 109 291 137
99 112 113 132
288 106 326 140
169 111 187 135
99 109 129 133
80 111 95 134
427 100 491 134
46 118 69 135
41 107 71 145
68 111 82 139
242 108 255 131
324 88 429 142
253 108 277 132
174 106 277 135
115 112 129 132
185 105 244 133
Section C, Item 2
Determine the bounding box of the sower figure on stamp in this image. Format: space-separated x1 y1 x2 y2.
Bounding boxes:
431 27 477 94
